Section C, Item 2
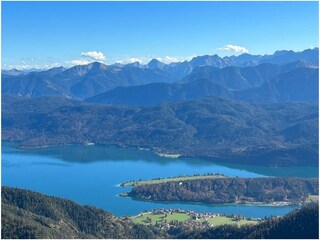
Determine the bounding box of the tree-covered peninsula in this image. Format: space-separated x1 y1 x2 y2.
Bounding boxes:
127 176 318 205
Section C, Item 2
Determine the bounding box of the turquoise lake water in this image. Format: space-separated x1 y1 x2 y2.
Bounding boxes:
2 144 317 218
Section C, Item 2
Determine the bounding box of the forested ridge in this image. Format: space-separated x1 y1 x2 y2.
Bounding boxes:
3 95 318 167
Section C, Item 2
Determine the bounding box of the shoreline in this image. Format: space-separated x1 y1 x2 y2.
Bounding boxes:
119 173 228 187
2 141 318 169
156 153 181 158
120 194 296 207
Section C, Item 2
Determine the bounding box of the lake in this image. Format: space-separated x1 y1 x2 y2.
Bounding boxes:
2 144 317 218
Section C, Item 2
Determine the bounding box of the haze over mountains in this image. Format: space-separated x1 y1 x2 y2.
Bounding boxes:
86 61 318 106
2 48 319 102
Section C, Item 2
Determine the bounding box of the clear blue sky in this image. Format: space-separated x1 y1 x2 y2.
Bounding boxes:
2 1 319 69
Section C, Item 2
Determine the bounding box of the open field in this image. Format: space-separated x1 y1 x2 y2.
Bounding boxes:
132 212 190 224
306 195 319 203
120 174 227 187
207 216 258 226
131 211 258 227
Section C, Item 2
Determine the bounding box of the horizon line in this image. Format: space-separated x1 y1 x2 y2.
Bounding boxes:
2 47 319 71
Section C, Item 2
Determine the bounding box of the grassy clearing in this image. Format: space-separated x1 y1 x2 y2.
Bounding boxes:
236 219 259 226
132 213 165 224
164 213 190 222
207 216 258 226
121 174 227 187
132 212 190 224
306 195 319 203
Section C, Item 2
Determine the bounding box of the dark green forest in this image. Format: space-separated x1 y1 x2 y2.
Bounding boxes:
1 187 161 239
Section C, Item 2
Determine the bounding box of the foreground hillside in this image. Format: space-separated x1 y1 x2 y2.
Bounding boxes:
174 203 319 239
2 187 319 239
1 187 160 239
3 95 318 166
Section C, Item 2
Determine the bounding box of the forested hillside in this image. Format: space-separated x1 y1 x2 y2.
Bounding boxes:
2 95 318 166
1 187 160 239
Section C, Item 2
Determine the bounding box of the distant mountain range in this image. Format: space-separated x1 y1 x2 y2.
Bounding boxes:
2 48 318 100
86 63 318 106
2 62 176 99
155 48 319 79
236 67 318 103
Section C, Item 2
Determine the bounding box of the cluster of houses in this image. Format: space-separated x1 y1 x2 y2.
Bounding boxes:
149 208 220 220
138 208 261 229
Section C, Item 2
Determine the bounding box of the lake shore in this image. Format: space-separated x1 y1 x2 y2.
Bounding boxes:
3 140 318 168
119 173 227 187
120 194 296 207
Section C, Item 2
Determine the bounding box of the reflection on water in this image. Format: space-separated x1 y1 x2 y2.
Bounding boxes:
10 144 318 178
2 144 317 218
17 145 176 164
205 159 319 178
2 161 72 168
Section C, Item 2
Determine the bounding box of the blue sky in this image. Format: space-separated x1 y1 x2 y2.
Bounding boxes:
2 1 319 70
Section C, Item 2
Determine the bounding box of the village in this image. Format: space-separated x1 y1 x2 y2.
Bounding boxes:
130 208 261 230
